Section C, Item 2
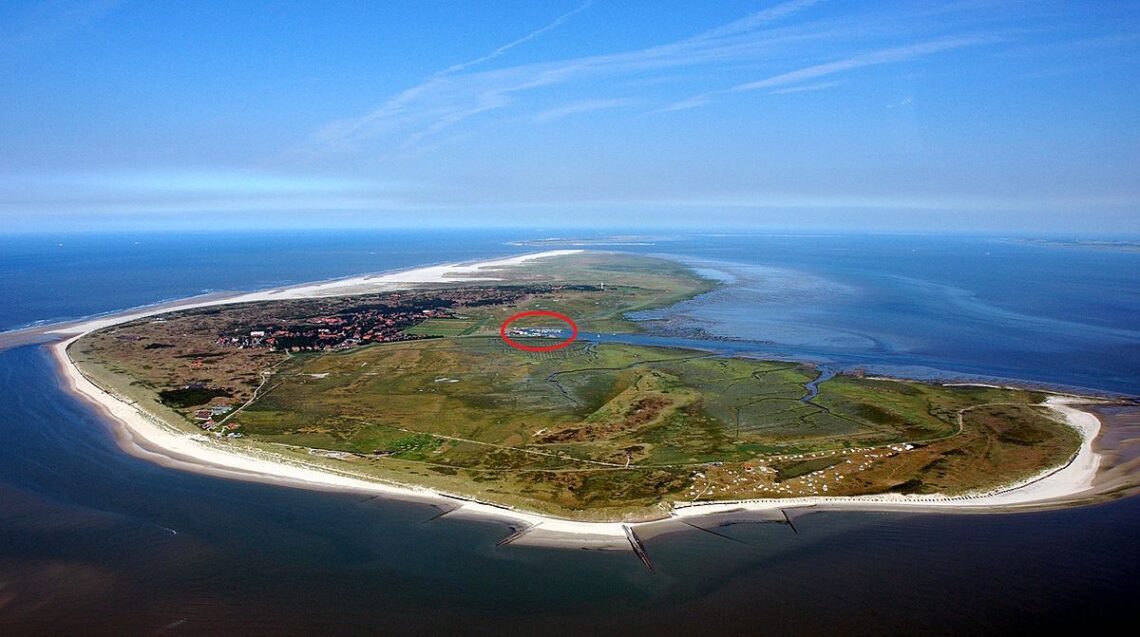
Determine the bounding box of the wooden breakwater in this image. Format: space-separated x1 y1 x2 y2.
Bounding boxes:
623 524 655 572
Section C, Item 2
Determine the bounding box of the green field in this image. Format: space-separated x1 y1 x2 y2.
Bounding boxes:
403 317 485 336
230 337 1078 517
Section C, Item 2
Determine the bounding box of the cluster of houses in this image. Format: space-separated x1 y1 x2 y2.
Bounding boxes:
217 305 454 352
506 327 565 338
216 285 589 353
685 442 921 499
192 404 242 436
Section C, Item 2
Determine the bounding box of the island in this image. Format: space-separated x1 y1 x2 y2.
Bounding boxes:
55 250 1105 533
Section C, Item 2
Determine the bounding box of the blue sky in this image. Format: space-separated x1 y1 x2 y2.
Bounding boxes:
1 0 1138 234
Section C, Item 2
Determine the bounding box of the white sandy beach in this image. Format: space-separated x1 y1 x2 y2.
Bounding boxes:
44 249 584 335
43 249 1110 547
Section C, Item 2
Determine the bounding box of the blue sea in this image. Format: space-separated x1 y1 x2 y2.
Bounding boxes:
1 229 1138 634
4 230 1138 392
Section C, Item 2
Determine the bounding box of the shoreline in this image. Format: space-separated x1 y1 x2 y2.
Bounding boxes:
35 249 584 338
37 249 1117 548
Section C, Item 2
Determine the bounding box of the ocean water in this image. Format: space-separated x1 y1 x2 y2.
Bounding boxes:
1 230 1138 634
6 231 1136 392
0 230 529 330
627 234 1140 395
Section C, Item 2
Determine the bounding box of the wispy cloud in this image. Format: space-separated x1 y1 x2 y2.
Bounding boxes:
652 94 712 114
533 98 636 124
295 0 825 161
768 80 841 95
729 36 995 92
0 0 122 53
298 2 598 157
436 1 593 77
291 0 1021 165
681 0 823 43
659 36 994 111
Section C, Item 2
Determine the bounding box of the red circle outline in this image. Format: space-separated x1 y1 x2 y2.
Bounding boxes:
499 310 578 352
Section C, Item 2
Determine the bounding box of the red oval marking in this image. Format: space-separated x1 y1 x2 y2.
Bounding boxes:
499 310 578 352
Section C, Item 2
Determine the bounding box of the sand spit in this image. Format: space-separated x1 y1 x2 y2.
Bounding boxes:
40 249 582 337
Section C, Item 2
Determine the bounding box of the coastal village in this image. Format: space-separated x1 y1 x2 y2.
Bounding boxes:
217 287 525 352
218 304 451 352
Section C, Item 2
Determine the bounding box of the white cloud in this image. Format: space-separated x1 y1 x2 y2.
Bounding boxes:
0 0 122 52
768 80 841 95
729 36 995 92
436 1 593 76
533 98 635 124
657 36 993 111
295 0 825 160
655 94 713 113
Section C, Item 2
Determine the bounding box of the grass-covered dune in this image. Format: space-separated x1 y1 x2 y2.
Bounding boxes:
233 337 1077 518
